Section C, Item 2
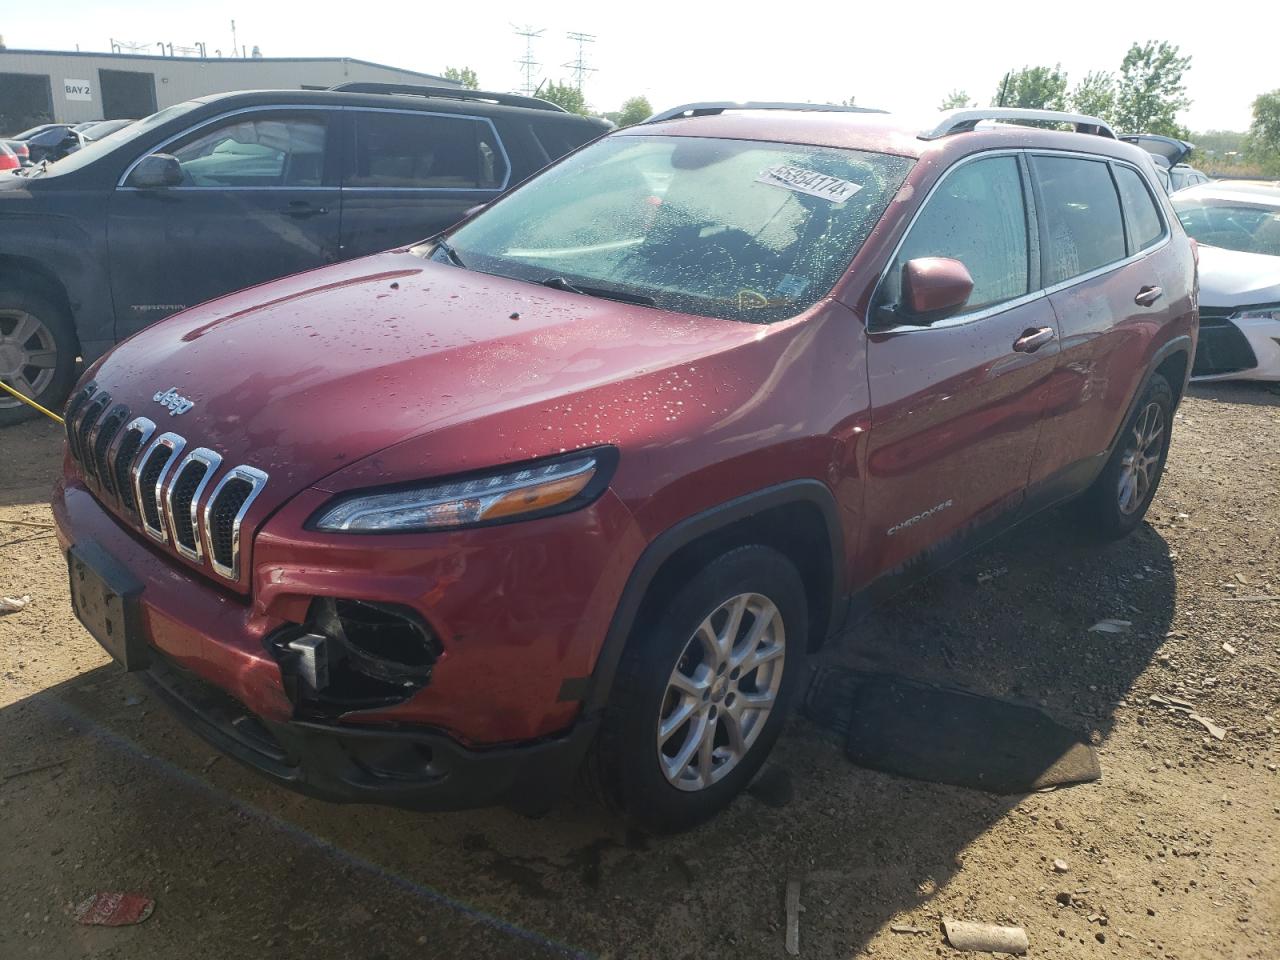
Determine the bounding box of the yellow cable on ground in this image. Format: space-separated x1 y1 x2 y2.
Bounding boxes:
0 379 64 424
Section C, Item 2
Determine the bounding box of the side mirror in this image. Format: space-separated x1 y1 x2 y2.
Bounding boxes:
128 153 183 189
900 257 974 322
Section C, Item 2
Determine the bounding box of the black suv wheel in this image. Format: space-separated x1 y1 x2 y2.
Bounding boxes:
0 286 77 427
587 545 808 833
1079 372 1174 538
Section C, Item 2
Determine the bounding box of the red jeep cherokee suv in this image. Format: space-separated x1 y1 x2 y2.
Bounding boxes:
56 105 1197 832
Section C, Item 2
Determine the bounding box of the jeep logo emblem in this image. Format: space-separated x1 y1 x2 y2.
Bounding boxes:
153 387 195 416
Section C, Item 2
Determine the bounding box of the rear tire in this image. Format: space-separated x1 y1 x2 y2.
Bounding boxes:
1077 373 1173 539
586 545 808 833
0 286 77 427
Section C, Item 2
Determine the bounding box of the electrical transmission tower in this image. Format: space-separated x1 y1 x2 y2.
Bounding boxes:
562 32 597 91
512 25 544 97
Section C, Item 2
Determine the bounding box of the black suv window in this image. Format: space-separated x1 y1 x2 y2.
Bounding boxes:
1033 156 1126 285
169 113 328 187
882 155 1030 314
348 112 508 189
1113 165 1165 251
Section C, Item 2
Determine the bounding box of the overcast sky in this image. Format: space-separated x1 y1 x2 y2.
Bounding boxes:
4 0 1268 131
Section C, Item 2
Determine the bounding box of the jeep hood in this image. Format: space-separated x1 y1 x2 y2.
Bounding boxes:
86 249 750 507
1197 244 1280 309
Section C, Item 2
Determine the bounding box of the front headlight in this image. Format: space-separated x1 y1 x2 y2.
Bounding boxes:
1230 304 1280 323
311 449 614 533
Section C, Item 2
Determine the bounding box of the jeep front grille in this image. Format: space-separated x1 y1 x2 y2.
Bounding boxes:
64 401 268 585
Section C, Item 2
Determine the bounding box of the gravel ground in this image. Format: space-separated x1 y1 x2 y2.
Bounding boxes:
1 382 1277 960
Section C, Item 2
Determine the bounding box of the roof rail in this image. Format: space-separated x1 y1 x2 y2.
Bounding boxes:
920 108 1117 141
328 82 567 113
645 101 888 124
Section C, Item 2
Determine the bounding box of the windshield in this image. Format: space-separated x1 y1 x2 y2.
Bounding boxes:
1173 194 1280 257
441 134 913 323
34 100 202 177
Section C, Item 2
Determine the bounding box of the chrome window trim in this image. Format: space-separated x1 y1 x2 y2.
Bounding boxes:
116 103 337 189
202 465 270 582
85 402 128 491
343 106 512 193
133 432 186 544
164 447 223 563
108 416 156 513
870 147 1172 334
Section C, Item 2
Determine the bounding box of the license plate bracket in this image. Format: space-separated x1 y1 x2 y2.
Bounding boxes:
68 542 148 671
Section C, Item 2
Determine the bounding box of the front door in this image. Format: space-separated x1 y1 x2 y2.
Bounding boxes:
862 152 1060 579
338 109 508 259
108 108 341 339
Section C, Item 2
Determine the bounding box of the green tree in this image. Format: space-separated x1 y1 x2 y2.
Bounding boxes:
539 80 588 116
1113 41 1191 137
1245 89 1280 174
1070 71 1117 123
992 65 1068 110
443 66 479 90
617 95 653 127
939 89 973 110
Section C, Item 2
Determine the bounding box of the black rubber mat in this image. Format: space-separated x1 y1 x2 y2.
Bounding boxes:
804 667 1100 794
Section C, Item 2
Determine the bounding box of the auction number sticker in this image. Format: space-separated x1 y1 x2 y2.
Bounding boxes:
756 165 863 204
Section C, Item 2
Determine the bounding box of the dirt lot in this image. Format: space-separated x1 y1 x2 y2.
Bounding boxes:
1 383 1277 960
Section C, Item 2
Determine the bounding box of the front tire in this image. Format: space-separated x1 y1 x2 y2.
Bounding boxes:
587 545 808 833
1078 372 1174 539
0 287 77 427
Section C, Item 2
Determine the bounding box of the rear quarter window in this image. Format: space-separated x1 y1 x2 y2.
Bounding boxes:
1033 155 1126 285
1113 165 1166 251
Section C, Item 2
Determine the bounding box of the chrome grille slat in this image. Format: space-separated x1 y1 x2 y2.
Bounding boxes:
133 432 186 543
74 393 111 473
88 404 129 494
63 382 97 460
203 465 269 581
109 417 156 514
164 448 223 562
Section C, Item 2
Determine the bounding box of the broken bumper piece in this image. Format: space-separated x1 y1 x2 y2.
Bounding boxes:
144 652 596 814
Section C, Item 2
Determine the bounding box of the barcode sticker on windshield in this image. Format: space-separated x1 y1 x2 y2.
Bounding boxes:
756 165 863 204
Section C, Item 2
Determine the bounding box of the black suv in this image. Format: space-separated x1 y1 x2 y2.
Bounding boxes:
0 84 610 424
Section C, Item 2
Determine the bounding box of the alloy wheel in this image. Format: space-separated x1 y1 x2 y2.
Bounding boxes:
656 592 786 792
0 310 58 408
1117 401 1164 515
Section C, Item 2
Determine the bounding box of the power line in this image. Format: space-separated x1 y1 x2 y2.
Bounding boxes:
562 31 596 91
512 25 544 98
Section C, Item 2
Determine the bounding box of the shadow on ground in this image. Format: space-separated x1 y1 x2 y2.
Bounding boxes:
0 493 1175 959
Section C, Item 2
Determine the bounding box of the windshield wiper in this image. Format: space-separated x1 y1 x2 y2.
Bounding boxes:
540 276 656 306
434 237 466 269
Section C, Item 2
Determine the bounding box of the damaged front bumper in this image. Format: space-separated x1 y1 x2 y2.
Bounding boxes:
144 651 597 813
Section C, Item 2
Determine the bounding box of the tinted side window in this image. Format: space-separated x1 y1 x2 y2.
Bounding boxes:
1034 156 1126 285
883 155 1029 314
1113 166 1165 251
348 112 508 189
169 114 327 187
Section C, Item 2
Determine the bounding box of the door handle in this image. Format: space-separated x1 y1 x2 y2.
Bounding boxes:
1134 285 1163 307
1013 326 1056 353
285 201 328 219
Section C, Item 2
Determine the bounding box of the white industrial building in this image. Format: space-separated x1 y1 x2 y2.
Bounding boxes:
0 49 461 132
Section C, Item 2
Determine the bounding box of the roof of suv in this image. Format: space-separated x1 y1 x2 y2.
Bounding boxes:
191 86 611 128
626 108 1153 166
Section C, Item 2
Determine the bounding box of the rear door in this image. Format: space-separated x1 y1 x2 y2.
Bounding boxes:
862 152 1060 577
1029 154 1179 487
108 107 341 338
338 109 509 258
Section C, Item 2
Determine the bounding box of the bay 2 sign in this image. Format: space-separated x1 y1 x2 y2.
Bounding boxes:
64 79 92 101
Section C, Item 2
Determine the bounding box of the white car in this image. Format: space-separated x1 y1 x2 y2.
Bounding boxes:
1172 181 1280 382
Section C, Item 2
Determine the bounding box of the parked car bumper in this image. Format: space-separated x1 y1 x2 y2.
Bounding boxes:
1191 310 1280 382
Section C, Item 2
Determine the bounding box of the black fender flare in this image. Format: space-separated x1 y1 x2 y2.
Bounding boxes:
577 479 845 715
1107 334 1193 458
